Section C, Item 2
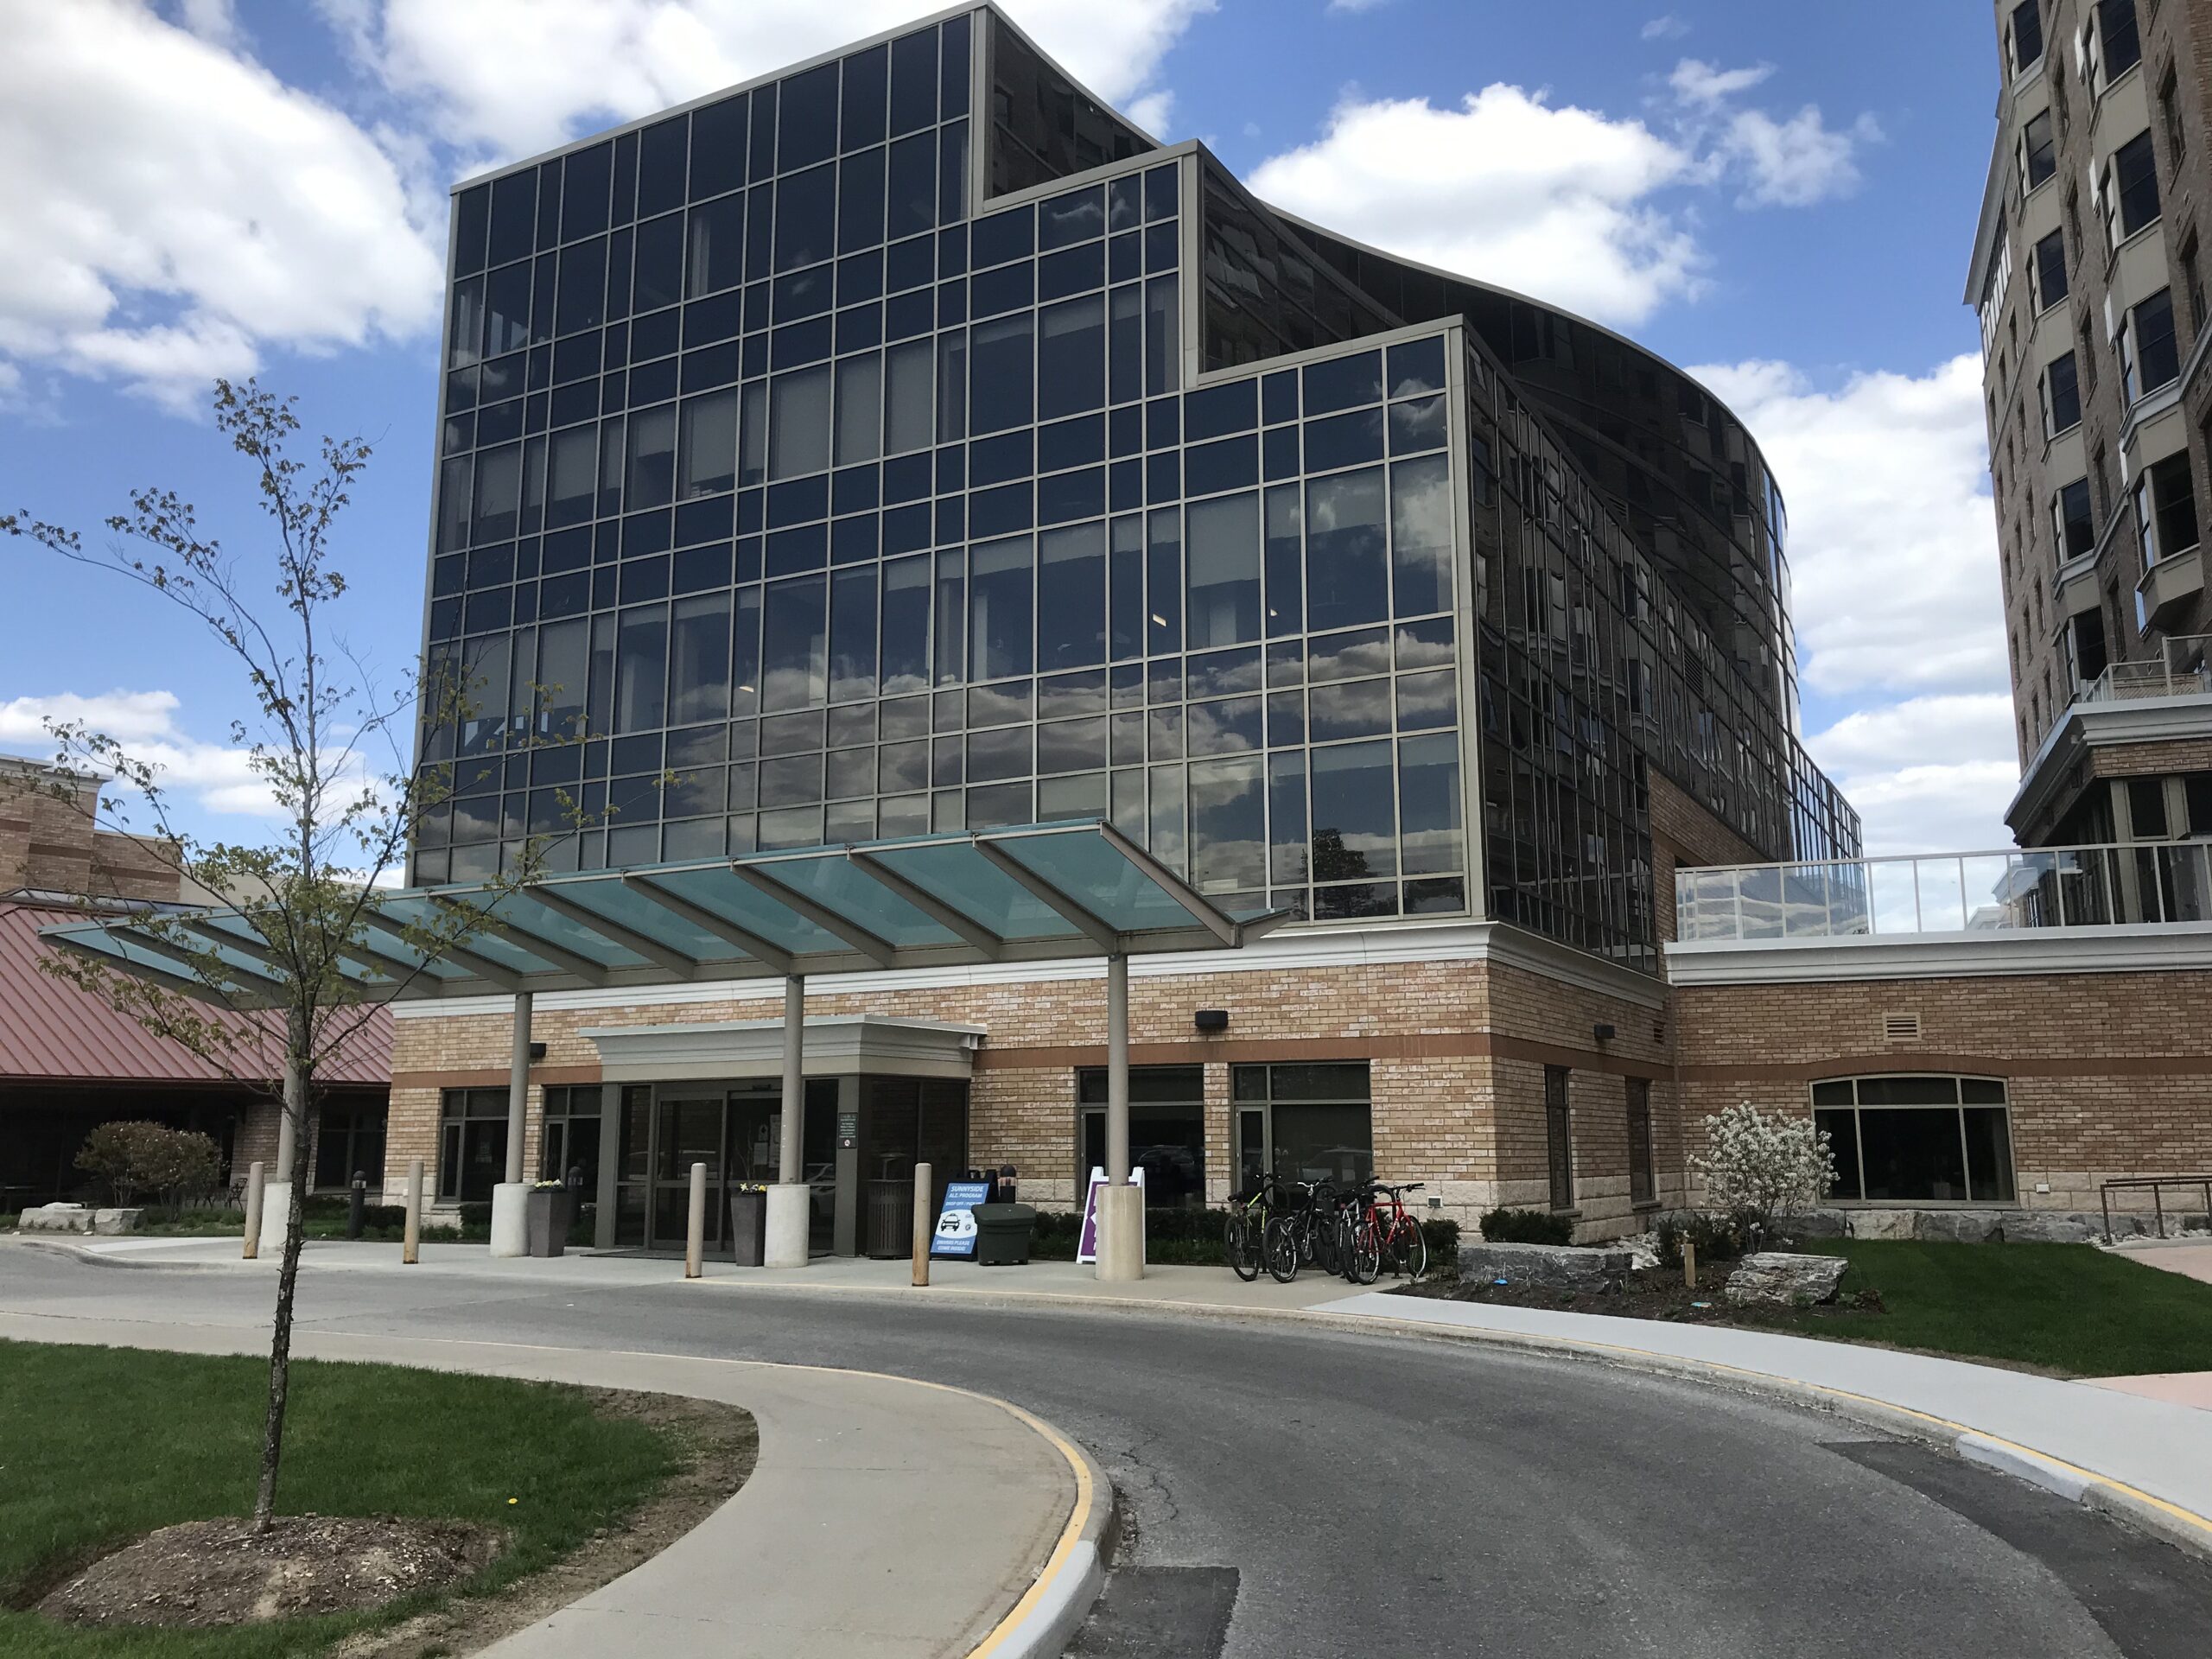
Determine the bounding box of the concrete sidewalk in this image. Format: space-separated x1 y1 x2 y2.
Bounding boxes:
0 1307 1103 1659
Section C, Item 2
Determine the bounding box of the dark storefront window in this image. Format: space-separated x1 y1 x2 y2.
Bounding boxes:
1812 1077 2015 1204
1231 1061 1371 1188
1079 1065 1205 1207
438 1087 510 1202
314 1100 387 1192
1545 1065 1574 1210
538 1084 602 1195
1625 1077 1655 1207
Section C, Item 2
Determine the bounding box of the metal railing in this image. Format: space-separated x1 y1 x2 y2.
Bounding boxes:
2101 1175 2212 1242
1675 839 2212 943
2077 633 2212 704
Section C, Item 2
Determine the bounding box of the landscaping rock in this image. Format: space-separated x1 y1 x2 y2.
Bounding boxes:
19 1204 92 1233
1458 1241 1633 1288
1776 1210 1846 1239
1724 1251 1849 1306
1914 1211 2004 1244
1845 1209 1916 1241
90 1208 143 1235
2005 1212 2102 1243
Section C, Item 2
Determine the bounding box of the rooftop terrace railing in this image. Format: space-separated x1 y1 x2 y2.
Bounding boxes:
2076 633 2212 705
1674 840 2212 944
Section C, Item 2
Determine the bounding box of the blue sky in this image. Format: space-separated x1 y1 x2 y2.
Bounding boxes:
0 0 2008 857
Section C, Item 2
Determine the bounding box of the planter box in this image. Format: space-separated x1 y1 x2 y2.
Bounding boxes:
524 1189 572 1257
729 1189 768 1267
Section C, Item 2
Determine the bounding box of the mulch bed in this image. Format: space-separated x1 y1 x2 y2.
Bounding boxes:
38 1516 501 1628
1395 1264 1882 1328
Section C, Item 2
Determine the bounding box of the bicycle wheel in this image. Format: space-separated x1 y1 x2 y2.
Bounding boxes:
1263 1215 1301 1284
1313 1212 1340 1276
1347 1218 1382 1285
1225 1211 1262 1281
1390 1218 1428 1280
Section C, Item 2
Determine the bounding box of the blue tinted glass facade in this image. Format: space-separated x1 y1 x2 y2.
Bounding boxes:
412 3 1854 973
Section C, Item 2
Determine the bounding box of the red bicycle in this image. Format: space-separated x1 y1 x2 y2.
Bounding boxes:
1341 1181 1428 1285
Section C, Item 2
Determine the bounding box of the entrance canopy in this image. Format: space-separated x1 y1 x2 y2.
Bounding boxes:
44 821 1291 1007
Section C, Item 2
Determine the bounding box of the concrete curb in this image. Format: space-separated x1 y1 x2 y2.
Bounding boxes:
963 1436 1113 1659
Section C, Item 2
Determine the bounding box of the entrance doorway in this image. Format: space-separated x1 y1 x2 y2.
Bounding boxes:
618 1079 839 1253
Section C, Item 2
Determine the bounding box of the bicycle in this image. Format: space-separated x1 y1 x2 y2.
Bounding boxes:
1331 1181 1429 1286
1223 1173 1284 1282
1262 1179 1345 1283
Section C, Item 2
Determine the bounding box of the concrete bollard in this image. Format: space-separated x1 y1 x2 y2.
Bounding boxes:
241 1161 265 1260
912 1161 932 1287
404 1158 423 1265
685 1161 707 1280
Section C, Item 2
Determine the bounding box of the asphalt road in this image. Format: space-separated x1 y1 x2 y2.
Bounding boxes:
3 1249 2209 1658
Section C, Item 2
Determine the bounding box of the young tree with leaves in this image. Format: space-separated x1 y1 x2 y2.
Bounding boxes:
3 379 589 1533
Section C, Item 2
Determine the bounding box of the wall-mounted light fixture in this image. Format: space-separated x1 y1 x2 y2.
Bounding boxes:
1194 1009 1230 1033
529 1041 548 1061
1592 1024 1616 1045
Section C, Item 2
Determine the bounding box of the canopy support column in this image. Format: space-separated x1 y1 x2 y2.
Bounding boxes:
1095 952 1144 1281
764 975 810 1268
488 991 532 1257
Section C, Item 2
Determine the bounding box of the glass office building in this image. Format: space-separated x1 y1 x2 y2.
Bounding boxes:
412 3 1858 976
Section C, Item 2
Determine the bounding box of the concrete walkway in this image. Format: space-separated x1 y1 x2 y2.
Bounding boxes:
0 1306 1101 1659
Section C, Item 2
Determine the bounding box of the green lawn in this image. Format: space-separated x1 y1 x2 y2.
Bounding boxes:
1773 1240 2212 1377
0 1340 679 1657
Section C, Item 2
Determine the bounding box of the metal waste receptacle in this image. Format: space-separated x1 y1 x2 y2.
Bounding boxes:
971 1202 1037 1266
866 1179 915 1259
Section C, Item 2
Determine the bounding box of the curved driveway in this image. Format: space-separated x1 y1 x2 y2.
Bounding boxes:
3 1249 2204 1658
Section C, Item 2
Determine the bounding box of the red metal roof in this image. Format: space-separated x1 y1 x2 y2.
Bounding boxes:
0 899 389 1087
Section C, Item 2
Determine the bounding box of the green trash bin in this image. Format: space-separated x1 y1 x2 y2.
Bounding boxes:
971 1202 1037 1266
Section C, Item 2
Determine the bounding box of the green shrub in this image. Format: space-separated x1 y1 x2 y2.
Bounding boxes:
73 1121 222 1211
1420 1216 1461 1266
1478 1207 1575 1245
1653 1210 1746 1268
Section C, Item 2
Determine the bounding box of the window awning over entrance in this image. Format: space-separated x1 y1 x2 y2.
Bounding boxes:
43 821 1292 1007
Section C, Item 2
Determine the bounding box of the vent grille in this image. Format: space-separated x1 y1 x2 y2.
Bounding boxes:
1882 1011 1922 1044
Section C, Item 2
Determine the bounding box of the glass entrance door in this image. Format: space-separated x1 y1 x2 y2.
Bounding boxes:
648 1094 725 1250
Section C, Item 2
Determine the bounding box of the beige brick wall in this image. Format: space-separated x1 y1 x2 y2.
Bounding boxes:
1673 968 2212 1209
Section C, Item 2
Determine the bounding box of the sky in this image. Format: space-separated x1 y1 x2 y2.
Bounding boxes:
0 0 2008 860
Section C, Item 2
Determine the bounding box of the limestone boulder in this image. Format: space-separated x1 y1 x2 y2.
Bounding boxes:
2005 1212 2102 1243
18 1204 92 1234
1459 1241 1633 1289
1845 1209 1916 1241
1724 1251 1849 1306
1914 1211 2004 1244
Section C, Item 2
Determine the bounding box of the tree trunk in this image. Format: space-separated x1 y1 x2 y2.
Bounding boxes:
252 1032 311 1532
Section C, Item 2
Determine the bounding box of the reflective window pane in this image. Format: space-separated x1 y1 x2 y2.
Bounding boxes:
1185 492 1261 647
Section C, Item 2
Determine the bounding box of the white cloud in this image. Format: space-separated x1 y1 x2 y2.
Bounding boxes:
1641 13 1690 40
1128 91 1177 139
0 1 441 407
1691 354 2016 853
0 690 277 817
1670 59 1873 208
1669 58 1774 105
1714 105 1878 208
1249 87 1702 326
327 0 1211 161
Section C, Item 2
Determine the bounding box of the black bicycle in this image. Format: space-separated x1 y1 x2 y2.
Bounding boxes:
1262 1179 1357 1283
1223 1172 1286 1282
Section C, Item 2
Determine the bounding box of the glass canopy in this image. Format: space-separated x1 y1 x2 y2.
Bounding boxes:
45 821 1293 1006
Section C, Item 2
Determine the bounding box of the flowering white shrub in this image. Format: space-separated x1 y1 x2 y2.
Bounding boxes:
1690 1103 1836 1239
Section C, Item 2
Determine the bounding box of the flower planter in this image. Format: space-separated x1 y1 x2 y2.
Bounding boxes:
729 1188 769 1267
524 1188 572 1257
